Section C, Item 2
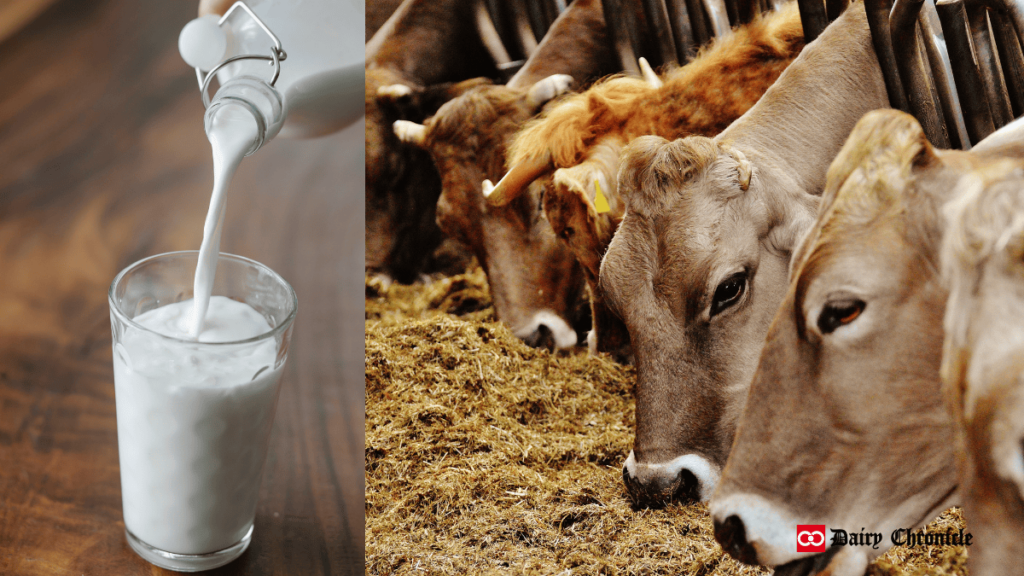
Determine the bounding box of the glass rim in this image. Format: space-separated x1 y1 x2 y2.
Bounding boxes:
108 250 298 347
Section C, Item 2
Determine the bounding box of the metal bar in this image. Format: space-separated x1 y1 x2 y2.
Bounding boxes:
703 0 734 36
937 0 996 143
724 0 741 25
601 0 643 74
890 0 951 146
865 0 909 109
797 0 829 42
921 0 970 148
642 0 681 65
737 0 761 23
826 0 850 21
666 0 697 61
990 9 1024 115
680 0 711 46
523 0 551 42
968 6 1014 126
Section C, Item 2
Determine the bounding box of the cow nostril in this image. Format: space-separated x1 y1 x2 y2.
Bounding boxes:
673 469 698 501
523 323 556 350
714 514 759 566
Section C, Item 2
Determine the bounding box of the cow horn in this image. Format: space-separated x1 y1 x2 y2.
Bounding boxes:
483 153 554 207
526 74 574 109
377 84 414 99
638 57 663 89
722 144 752 191
393 120 427 146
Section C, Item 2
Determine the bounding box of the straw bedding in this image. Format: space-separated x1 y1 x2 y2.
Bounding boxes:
365 267 969 575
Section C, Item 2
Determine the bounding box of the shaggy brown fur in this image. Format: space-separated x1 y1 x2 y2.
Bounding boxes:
508 2 805 169
365 0 502 283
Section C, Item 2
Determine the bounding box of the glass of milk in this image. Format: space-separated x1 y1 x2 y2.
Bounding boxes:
108 251 296 572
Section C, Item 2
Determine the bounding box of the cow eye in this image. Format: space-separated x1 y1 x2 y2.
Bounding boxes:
817 300 865 334
711 272 746 317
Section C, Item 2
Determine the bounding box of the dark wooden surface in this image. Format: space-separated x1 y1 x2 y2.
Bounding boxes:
0 0 365 573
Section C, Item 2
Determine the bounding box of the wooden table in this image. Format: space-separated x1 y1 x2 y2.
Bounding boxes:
0 0 365 573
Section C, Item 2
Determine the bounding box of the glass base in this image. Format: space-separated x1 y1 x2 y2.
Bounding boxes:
125 525 253 572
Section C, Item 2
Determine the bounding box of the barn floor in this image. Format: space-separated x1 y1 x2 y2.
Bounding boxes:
364 266 969 575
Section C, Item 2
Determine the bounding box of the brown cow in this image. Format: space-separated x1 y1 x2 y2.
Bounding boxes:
365 0 503 284
710 110 1024 576
481 3 805 358
941 160 1024 576
596 2 889 505
391 0 621 348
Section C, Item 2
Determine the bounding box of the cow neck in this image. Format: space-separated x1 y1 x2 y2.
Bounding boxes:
721 2 888 195
366 0 495 85
507 0 615 90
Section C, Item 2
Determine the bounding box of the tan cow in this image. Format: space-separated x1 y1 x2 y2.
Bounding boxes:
391 0 621 349
941 160 1024 576
593 2 888 506
709 110 1024 576
481 3 806 358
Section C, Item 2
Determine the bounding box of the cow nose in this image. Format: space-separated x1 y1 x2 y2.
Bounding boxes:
523 323 556 350
622 461 698 506
514 311 578 350
714 514 759 566
621 450 719 507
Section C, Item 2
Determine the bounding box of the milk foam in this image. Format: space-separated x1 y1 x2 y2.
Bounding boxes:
189 105 258 337
115 297 282 554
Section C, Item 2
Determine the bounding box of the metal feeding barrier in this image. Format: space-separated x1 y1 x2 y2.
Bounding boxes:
870 0 1024 148
477 0 1024 149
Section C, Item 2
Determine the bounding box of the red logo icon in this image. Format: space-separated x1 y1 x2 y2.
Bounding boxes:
797 525 827 553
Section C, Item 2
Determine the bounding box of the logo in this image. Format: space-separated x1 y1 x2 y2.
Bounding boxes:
797 525 827 553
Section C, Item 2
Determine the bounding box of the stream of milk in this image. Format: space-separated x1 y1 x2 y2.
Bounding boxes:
187 103 258 337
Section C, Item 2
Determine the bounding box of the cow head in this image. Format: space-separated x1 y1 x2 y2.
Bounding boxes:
393 76 588 349
710 110 990 575
941 161 1024 576
364 68 484 283
601 132 818 505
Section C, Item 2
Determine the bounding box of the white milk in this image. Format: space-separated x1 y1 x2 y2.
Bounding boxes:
188 104 257 337
115 296 282 554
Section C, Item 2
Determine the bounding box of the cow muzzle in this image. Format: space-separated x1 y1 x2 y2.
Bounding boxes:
622 450 720 506
513 311 577 350
709 493 868 576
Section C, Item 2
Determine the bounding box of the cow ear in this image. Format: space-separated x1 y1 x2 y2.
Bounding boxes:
526 74 574 110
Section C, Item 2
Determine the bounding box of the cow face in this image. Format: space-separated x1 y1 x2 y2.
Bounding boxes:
543 139 633 360
710 110 988 575
941 162 1024 576
410 81 587 349
602 134 816 505
364 69 483 284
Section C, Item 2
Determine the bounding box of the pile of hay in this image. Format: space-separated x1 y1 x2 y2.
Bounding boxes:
365 267 969 575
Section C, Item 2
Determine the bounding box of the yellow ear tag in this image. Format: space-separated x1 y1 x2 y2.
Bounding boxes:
594 179 611 214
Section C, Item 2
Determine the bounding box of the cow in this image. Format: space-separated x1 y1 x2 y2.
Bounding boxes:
593 1 890 506
709 110 1024 576
365 0 504 284
479 2 806 358
390 0 621 349
940 159 1024 576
